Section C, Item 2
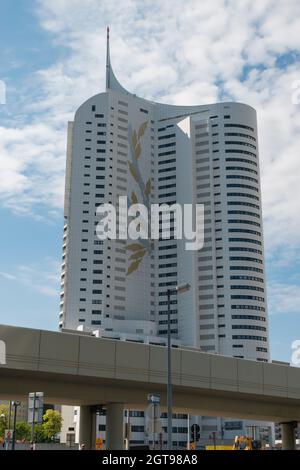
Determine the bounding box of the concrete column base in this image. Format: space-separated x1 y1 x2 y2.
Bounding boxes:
106 403 124 450
281 421 297 450
78 405 96 450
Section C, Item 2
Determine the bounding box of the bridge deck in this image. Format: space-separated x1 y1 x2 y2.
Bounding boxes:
0 324 299 422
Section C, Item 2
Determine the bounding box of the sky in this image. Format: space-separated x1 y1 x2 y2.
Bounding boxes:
0 0 299 362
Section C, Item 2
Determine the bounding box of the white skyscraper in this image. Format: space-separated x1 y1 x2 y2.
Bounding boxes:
60 30 270 447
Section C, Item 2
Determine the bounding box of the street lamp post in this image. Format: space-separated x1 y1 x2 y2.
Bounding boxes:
167 283 191 450
167 288 172 450
8 401 12 429
187 414 190 450
11 401 20 450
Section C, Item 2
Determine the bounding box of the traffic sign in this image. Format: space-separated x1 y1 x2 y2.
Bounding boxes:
191 423 200 442
28 392 44 424
145 403 163 435
147 394 160 404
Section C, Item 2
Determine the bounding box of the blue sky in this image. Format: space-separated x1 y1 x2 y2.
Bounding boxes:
0 0 300 362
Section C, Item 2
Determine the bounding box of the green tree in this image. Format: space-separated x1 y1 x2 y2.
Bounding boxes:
42 409 62 440
34 424 47 443
15 422 31 441
0 404 9 438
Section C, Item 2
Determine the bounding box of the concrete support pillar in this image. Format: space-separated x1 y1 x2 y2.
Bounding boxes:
281 422 296 450
91 408 97 449
106 403 124 450
79 406 96 450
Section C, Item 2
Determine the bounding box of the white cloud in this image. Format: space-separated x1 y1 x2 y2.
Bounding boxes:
268 282 300 315
0 259 60 297
0 124 66 215
0 0 299 261
0 272 17 281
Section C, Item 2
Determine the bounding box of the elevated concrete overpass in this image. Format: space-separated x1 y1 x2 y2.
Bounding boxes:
0 324 299 449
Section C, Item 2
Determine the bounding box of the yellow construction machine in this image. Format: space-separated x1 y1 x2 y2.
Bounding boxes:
232 435 264 450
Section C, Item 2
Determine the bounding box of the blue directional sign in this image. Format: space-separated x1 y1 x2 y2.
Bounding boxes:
147 393 160 404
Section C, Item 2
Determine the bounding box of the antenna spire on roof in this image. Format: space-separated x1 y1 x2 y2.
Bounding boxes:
106 26 110 90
